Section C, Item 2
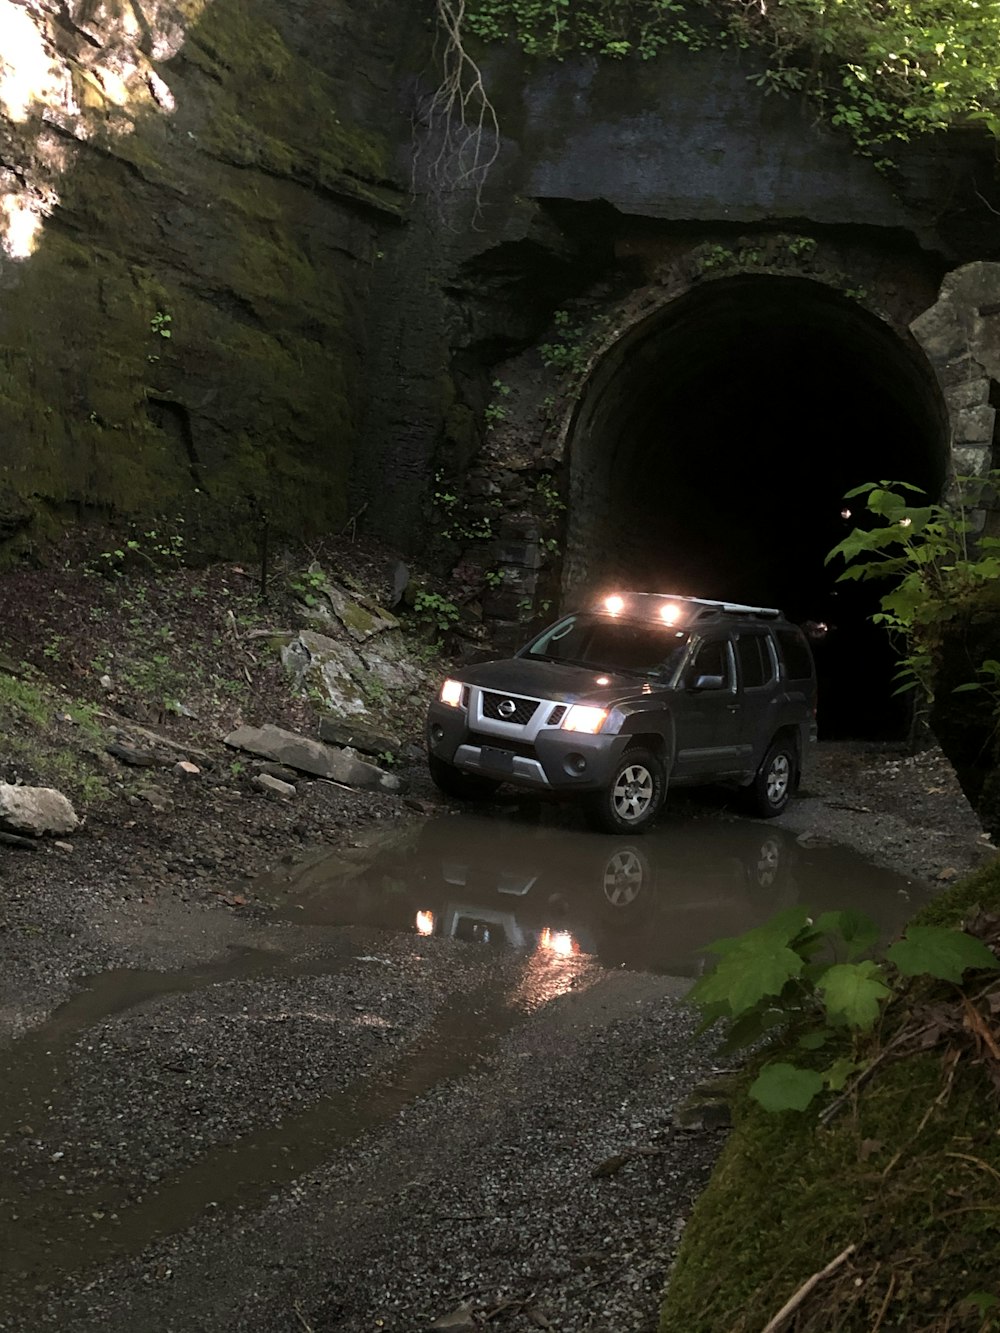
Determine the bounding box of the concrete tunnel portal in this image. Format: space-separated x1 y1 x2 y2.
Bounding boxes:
564 276 949 739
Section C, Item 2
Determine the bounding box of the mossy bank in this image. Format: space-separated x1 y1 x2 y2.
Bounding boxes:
661 857 1000 1333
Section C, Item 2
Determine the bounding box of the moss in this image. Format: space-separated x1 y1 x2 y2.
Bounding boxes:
911 858 1000 927
661 857 1000 1333
186 1 399 215
0 0 394 568
662 1054 1000 1332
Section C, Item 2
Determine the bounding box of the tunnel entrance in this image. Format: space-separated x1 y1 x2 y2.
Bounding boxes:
565 276 948 740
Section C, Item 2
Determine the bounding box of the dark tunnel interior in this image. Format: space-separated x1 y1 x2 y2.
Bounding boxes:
566 276 948 739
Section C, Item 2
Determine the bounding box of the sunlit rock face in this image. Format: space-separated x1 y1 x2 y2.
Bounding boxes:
0 0 203 258
0 0 410 559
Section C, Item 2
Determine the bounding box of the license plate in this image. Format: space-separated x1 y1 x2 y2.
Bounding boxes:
479 746 514 775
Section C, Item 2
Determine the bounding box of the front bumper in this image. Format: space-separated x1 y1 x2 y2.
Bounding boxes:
427 700 628 793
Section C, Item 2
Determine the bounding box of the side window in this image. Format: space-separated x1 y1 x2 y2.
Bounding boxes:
737 632 776 689
774 629 815 681
691 638 733 688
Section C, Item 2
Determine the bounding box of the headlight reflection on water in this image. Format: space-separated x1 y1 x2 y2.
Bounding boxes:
538 927 577 958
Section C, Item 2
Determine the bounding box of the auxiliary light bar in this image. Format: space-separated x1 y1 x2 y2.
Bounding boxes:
598 592 781 621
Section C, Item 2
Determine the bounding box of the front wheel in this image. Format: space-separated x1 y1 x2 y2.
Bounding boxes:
585 748 666 834
428 753 501 801
742 741 797 818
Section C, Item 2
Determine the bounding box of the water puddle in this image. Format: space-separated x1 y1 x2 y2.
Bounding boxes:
258 810 929 975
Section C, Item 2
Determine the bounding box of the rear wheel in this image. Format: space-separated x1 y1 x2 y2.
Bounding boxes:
428 753 501 801
585 748 665 834
742 740 796 818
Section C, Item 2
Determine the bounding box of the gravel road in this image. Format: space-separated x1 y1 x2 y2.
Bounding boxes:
0 742 991 1332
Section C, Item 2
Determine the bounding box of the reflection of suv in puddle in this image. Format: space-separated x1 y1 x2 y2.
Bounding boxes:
427 592 817 832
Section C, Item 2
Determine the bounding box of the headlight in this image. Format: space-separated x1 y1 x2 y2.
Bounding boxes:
439 678 465 707
562 704 607 734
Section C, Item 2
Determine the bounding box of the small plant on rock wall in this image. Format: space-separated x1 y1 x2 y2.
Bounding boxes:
539 309 588 376
413 588 461 638
431 471 499 543
484 378 511 426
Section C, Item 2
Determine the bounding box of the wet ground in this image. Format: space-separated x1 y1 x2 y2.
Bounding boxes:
0 789 945 1333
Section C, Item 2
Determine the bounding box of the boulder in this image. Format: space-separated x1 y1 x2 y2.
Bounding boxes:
318 716 401 757
280 632 370 716
0 783 79 837
224 724 406 794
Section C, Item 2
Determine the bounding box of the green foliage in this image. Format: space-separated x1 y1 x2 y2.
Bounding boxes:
289 564 328 607
89 521 187 576
431 470 499 543
689 908 998 1114
150 310 172 339
463 0 1000 163
0 673 50 727
748 1062 824 1113
413 588 461 636
886 925 997 983
826 474 1000 706
484 378 511 426
538 309 588 375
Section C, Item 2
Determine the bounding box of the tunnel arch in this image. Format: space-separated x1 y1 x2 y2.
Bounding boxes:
562 274 950 738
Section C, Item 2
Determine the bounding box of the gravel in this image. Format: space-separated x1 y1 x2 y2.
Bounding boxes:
0 740 993 1332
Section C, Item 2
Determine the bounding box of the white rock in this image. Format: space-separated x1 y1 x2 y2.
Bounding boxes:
0 784 79 837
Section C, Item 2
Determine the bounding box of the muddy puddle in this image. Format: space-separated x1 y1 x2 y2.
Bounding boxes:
257 810 929 975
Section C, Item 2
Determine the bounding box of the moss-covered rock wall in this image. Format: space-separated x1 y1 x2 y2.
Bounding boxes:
0 0 410 561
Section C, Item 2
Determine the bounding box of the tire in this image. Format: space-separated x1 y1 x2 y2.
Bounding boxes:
428 753 501 801
743 741 797 818
585 747 666 834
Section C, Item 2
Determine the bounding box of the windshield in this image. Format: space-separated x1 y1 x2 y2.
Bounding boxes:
521 614 691 679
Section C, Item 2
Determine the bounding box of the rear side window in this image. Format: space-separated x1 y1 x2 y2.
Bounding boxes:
774 629 814 681
736 633 775 689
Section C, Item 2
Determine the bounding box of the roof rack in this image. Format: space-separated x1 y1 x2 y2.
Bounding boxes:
631 593 783 620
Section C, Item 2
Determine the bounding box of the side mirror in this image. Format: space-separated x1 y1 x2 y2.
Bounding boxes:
691 673 725 691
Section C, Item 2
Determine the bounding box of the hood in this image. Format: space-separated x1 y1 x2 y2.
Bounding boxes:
454 656 654 705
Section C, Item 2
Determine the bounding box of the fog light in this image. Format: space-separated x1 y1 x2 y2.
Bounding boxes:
564 752 587 775
430 723 444 743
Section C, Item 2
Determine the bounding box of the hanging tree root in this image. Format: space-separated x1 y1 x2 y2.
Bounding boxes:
415 0 501 216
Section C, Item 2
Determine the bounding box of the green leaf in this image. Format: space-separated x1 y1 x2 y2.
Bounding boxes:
813 909 880 960
689 937 805 1017
952 682 982 693
886 927 998 983
705 907 813 955
824 1056 862 1091
749 1063 824 1112
817 961 890 1030
797 1029 833 1051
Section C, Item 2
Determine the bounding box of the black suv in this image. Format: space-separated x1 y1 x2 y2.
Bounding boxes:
426 592 817 832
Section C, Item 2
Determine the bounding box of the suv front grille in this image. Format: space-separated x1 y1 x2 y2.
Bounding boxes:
481 691 539 725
